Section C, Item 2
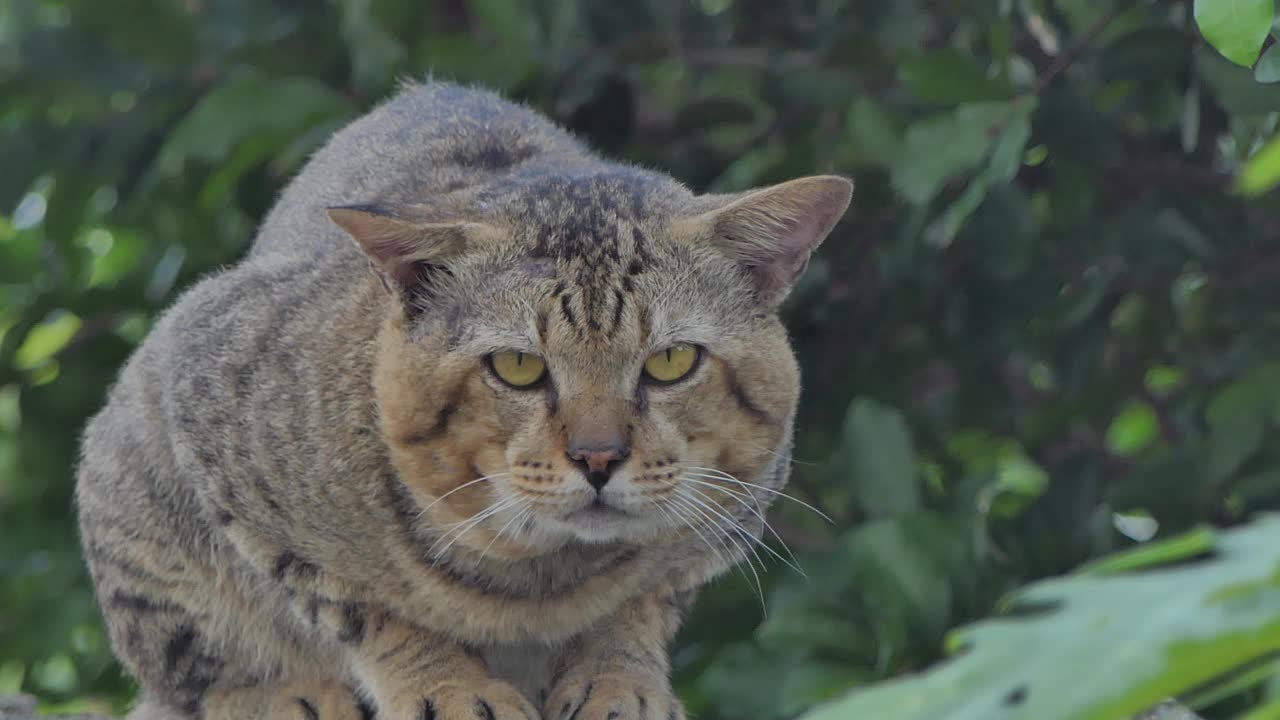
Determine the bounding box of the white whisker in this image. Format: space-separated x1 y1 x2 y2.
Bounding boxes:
415 473 511 520
477 500 533 565
682 479 806 577
657 495 749 590
744 440 819 467
668 492 767 615
677 486 771 576
426 494 522 563
682 467 834 524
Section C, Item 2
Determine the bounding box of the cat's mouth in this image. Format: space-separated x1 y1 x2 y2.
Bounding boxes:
567 494 633 519
552 493 657 543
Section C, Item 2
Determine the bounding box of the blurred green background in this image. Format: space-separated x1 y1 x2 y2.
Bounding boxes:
3 0 1280 717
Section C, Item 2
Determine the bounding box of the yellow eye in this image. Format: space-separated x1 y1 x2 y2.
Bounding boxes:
643 344 701 384
489 351 547 388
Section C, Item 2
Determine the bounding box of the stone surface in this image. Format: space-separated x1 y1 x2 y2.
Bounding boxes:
0 695 111 720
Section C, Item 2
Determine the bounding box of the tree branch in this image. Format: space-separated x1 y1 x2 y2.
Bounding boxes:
1033 1 1137 95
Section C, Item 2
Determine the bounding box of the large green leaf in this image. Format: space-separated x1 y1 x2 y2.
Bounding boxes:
801 517 1280 720
838 398 920 518
1194 0 1274 67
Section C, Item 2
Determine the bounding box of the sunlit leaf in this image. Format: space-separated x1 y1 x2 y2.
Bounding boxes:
1238 134 1280 195
13 313 81 371
1194 0 1274 67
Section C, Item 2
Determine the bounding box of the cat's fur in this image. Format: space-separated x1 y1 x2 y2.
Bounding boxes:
76 82 851 719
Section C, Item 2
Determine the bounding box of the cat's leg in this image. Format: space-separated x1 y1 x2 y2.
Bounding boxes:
125 698 188 720
84 552 226 718
202 680 373 720
544 587 694 720
314 608 538 720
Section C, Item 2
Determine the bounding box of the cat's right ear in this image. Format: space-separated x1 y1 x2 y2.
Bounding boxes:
326 204 497 295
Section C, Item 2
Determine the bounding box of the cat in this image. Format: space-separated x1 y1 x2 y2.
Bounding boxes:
75 80 851 719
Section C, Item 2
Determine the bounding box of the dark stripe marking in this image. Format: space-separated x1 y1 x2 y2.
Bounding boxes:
477 699 496 720
272 552 296 581
397 388 463 445
420 698 438 720
109 590 182 614
296 698 320 720
337 602 367 644
164 625 197 668
723 365 773 425
560 294 577 328
609 288 626 336
567 681 593 720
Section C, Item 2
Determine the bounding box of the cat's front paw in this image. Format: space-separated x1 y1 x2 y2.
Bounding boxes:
385 679 539 720
546 672 684 720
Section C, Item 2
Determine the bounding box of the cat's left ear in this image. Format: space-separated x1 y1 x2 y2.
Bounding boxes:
327 203 500 295
676 175 852 306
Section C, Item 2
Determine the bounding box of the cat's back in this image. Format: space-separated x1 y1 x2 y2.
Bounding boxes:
251 81 593 260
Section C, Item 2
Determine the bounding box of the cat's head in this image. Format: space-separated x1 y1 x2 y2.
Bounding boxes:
330 169 850 555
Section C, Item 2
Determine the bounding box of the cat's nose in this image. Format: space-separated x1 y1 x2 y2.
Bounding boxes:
566 444 630 490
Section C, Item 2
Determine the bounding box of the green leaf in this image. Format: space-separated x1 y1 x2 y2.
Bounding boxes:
922 98 1034 245
801 517 1280 720
1081 526 1215 574
992 450 1050 509
839 398 920 518
1194 0 1275 66
1107 402 1160 456
1255 42 1280 81
14 312 81 371
1237 133 1280 195
157 71 353 174
1205 374 1273 481
845 95 903 167
338 0 408 93
1196 46 1280 114
891 102 1011 204
846 516 954 642
898 48 1013 104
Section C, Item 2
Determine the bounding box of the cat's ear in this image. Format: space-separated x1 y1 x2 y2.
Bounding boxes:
677 175 852 306
326 204 498 294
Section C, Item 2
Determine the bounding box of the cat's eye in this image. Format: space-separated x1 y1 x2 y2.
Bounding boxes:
643 344 701 384
488 351 547 388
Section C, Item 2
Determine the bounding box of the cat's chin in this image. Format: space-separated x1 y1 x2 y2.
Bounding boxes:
544 506 663 545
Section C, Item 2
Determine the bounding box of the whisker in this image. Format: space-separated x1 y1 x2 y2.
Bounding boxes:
427 494 522 562
477 500 533 565
416 473 511 520
660 494 742 575
666 493 766 614
744 440 820 467
682 480 806 577
658 496 746 587
677 487 772 578
682 468 834 524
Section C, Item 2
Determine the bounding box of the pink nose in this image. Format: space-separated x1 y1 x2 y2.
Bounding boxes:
565 444 630 489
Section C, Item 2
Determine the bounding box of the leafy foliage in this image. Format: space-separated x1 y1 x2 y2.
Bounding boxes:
805 517 1280 720
2 0 1280 717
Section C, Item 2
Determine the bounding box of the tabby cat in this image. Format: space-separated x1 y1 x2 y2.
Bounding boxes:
75 81 852 719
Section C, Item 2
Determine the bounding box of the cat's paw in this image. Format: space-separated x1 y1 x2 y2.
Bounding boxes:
403 678 539 720
546 672 685 720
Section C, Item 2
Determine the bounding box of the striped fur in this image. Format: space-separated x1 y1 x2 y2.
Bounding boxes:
76 82 849 719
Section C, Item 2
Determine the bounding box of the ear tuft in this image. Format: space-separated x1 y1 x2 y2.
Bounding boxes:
327 204 492 294
679 175 853 306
